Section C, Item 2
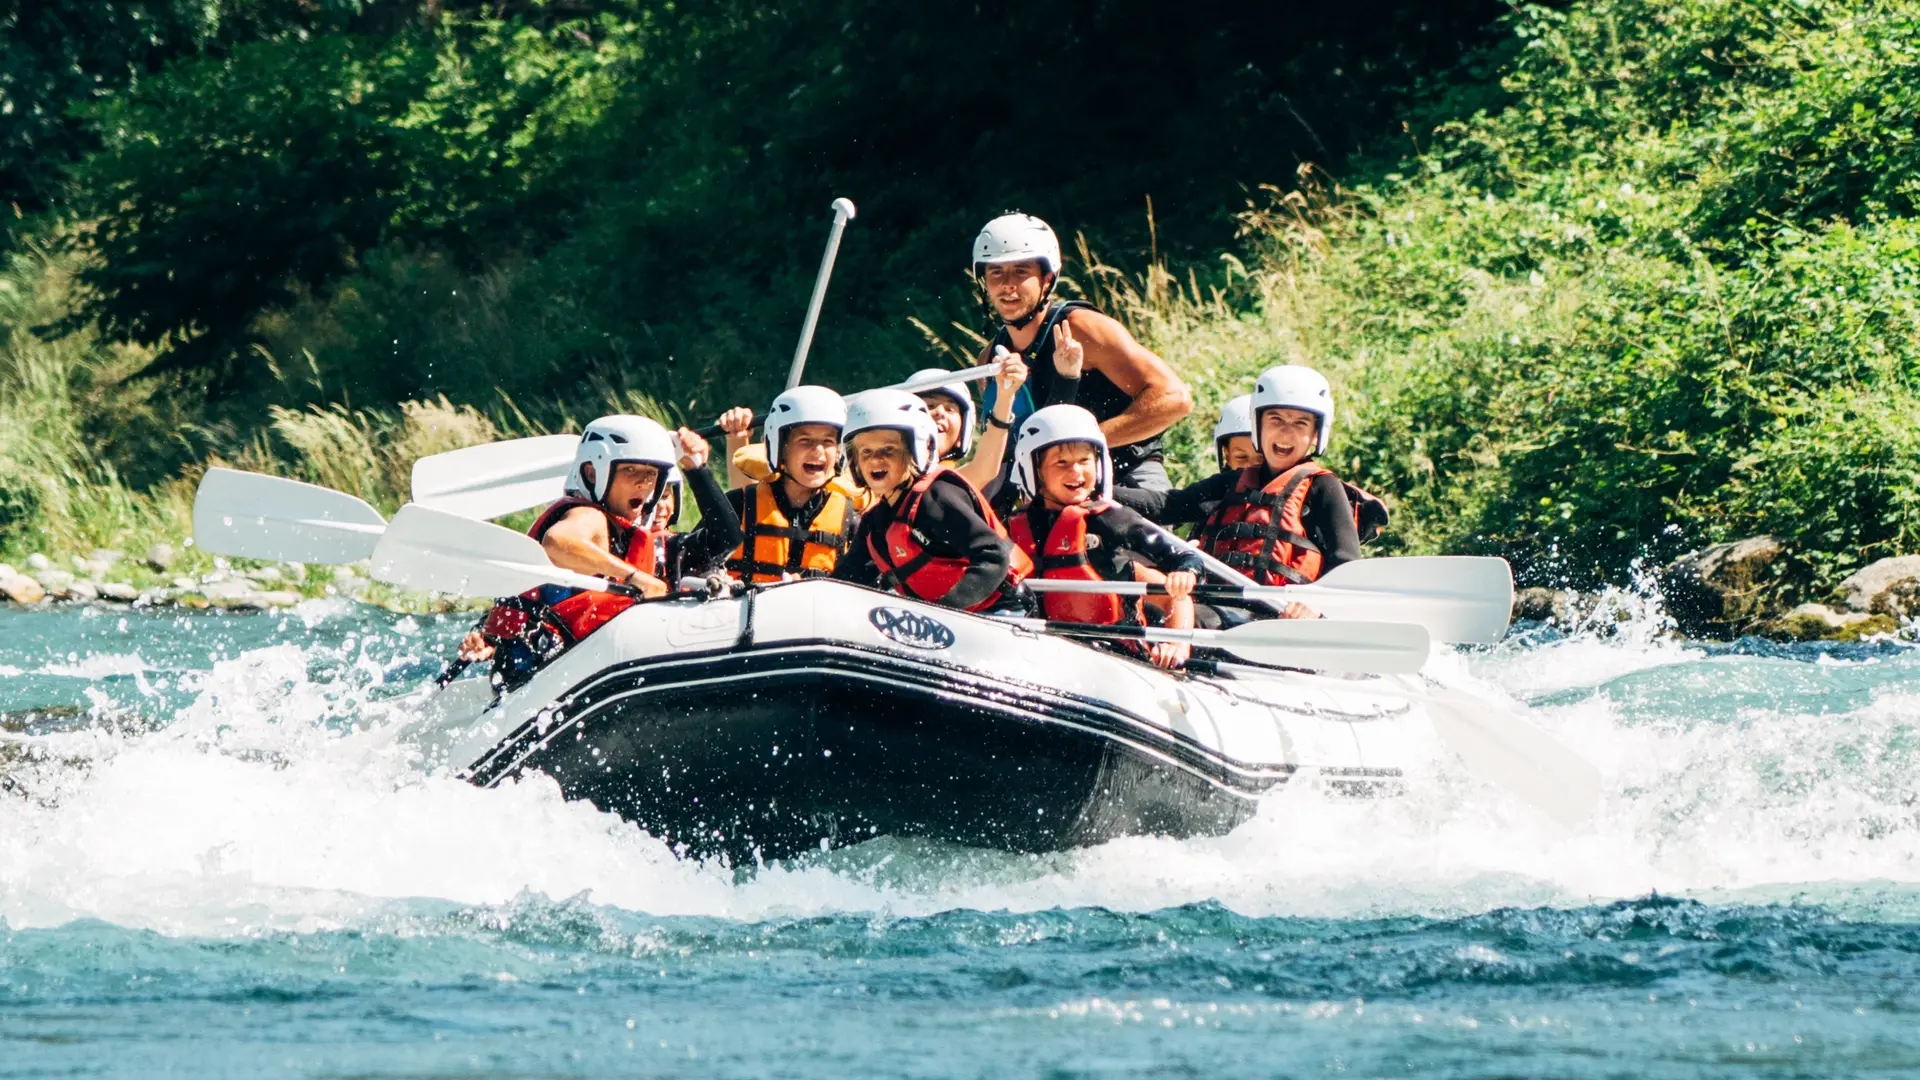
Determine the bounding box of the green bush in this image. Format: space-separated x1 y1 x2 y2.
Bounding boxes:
1216 0 1920 588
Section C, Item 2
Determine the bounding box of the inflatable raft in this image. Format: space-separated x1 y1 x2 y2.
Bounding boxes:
418 579 1430 863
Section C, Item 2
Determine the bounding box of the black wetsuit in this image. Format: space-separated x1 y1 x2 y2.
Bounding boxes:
982 300 1169 514
834 480 1013 610
657 467 748 582
1124 467 1363 575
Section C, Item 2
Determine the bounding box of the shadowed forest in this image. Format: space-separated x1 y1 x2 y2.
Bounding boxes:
3 0 1917 594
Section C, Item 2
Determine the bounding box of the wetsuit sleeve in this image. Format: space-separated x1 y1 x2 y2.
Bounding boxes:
832 513 881 587
1305 472 1362 572
913 482 1013 609
1096 504 1205 576
1044 371 1081 409
676 483 749 576
1117 470 1234 526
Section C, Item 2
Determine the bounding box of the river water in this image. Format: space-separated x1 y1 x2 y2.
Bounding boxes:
2 597 1916 1078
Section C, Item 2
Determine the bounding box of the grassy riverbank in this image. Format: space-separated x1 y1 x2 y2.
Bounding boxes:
3 0 1917 605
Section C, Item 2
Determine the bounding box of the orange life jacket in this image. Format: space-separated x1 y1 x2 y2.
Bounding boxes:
522 496 656 639
868 467 1032 612
1197 463 1334 586
726 481 854 583
1007 500 1143 626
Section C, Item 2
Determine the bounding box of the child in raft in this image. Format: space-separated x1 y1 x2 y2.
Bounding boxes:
1126 365 1388 619
831 389 1030 611
1006 405 1206 669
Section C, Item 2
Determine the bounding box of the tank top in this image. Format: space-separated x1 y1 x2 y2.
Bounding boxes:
985 300 1164 475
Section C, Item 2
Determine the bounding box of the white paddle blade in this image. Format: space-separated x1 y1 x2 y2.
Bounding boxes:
409 433 580 520
1425 686 1602 828
886 364 1001 396
1289 556 1515 645
192 467 387 565
1217 618 1430 674
370 504 604 598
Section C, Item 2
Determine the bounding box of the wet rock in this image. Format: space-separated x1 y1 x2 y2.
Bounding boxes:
200 580 261 607
68 580 100 602
282 561 308 584
0 567 46 605
245 566 283 585
1836 555 1920 619
1766 602 1899 642
330 565 369 597
99 583 140 603
1658 536 1806 639
145 543 177 572
256 590 301 608
1513 587 1581 625
31 569 75 599
24 553 51 572
171 576 197 591
209 592 267 611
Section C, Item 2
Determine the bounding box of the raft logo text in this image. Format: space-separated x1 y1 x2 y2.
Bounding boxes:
868 607 956 651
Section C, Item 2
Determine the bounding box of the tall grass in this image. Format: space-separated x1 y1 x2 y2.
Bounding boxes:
0 235 698 570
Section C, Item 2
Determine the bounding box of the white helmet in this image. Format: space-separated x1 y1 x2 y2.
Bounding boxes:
843 389 939 476
568 414 679 517
1012 405 1111 501
972 213 1061 278
909 369 976 460
763 385 847 466
660 465 684 528
1250 365 1335 455
1211 394 1254 470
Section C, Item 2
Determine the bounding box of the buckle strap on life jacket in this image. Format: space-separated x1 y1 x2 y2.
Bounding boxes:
877 546 937 593
1039 551 1093 572
1221 550 1314 584
1209 522 1321 553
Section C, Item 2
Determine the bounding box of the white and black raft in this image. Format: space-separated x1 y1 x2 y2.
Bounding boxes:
411 577 1445 864
190 474 1598 863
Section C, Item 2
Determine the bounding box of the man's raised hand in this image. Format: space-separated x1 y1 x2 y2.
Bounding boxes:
1053 320 1084 379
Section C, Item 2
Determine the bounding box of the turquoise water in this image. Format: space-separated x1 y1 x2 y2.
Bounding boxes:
4 599 1918 1077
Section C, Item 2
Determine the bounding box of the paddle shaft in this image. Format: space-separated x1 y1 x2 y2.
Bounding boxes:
786 198 857 389
1026 579 1296 605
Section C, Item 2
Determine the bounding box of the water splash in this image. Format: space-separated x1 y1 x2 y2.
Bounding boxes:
2 596 1916 937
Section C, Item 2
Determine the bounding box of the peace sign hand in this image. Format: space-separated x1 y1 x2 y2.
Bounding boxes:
1053 320 1084 379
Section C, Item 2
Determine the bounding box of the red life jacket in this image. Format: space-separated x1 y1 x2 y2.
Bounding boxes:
1007 500 1143 626
521 496 656 640
1197 463 1333 586
868 467 1032 613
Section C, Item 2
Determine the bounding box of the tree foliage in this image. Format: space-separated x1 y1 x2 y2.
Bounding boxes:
1246 0 1920 586
43 0 1503 399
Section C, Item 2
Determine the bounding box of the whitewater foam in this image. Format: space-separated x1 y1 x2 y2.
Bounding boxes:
2 600 1917 937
